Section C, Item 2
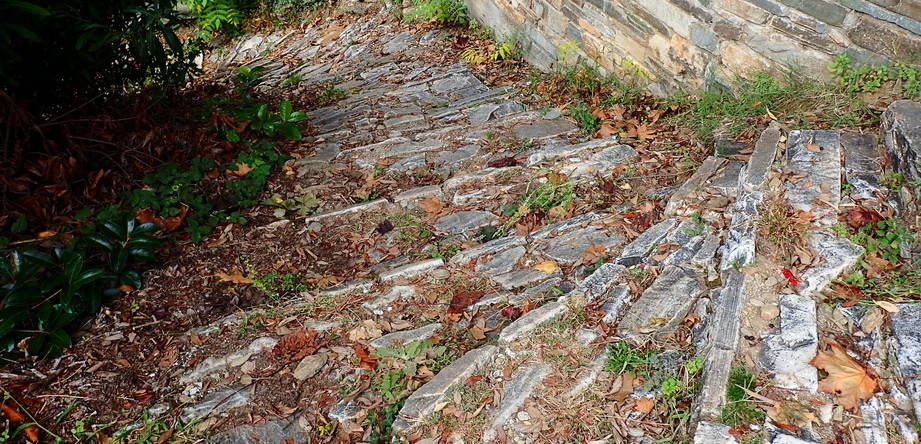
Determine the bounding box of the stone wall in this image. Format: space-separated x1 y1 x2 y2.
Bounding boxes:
465 0 921 96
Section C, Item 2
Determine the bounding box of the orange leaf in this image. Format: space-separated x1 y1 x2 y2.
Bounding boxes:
597 123 618 139
355 343 378 371
215 267 253 284
809 343 877 410
231 162 253 177
634 397 655 414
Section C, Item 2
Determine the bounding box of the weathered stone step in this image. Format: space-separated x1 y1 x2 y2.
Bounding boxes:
617 265 706 338
784 130 841 226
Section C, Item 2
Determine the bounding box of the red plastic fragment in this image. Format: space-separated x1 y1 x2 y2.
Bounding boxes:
782 268 800 286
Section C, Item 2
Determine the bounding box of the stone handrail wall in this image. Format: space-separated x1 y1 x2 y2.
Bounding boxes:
466 0 921 95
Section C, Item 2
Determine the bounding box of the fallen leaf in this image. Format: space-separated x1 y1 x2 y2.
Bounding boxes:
806 136 821 153
634 397 655 414
448 289 486 315
418 198 443 216
766 399 815 429
215 267 253 284
875 300 900 313
534 260 559 274
809 343 877 410
846 208 884 229
781 269 800 287
609 373 634 402
231 162 253 176
487 156 518 168
348 320 383 341
354 343 378 370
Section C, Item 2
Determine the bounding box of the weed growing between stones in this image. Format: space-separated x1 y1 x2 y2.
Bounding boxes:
502 172 574 232
675 72 875 144
757 192 811 265
719 367 765 430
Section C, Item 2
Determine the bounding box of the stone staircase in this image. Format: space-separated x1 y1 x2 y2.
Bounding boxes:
174 5 921 443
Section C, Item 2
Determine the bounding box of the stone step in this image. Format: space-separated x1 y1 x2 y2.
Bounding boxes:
761 294 818 391
617 265 706 338
784 130 841 226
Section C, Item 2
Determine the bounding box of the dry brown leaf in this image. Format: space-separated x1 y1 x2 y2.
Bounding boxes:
348 320 383 341
809 343 878 410
215 267 252 284
875 300 900 313
609 373 634 402
534 260 559 274
766 399 815 428
806 136 821 153
418 198 443 216
230 162 253 176
634 397 655 414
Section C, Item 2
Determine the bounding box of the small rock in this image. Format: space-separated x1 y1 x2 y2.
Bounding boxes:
293 353 328 380
760 304 780 320
431 268 451 280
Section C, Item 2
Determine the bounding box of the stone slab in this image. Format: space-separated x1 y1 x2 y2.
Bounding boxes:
434 211 499 235
693 421 737 444
798 231 864 297
476 246 526 275
512 119 578 140
697 271 745 419
889 303 921 422
499 301 568 344
882 99 921 184
181 337 278 383
539 226 626 266
527 212 601 241
450 235 527 265
601 285 632 324
525 137 621 166
182 386 252 422
370 323 443 349
842 132 885 201
483 365 550 442
568 263 628 305
394 185 444 208
363 285 416 315
785 130 841 226
615 218 678 266
618 266 704 336
665 156 727 215
394 345 497 433
721 191 763 270
493 267 562 290
762 294 818 391
378 258 444 282
211 415 306 443
306 199 390 223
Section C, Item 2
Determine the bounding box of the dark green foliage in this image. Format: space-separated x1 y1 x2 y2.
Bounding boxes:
0 0 199 102
0 214 160 362
125 140 290 243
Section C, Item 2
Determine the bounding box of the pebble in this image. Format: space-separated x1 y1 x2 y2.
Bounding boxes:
760 304 780 320
293 353 328 381
431 269 451 280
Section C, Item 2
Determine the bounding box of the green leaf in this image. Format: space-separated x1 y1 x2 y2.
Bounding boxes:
279 100 293 121
276 124 301 141
85 234 115 252
72 269 105 289
120 270 142 290
21 250 58 269
11 215 27 233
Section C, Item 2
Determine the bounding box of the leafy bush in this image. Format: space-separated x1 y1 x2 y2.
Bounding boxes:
0 0 199 102
0 214 160 362
405 0 468 26
186 0 247 38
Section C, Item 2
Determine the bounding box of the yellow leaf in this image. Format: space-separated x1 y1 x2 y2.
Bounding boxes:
214 267 252 284
874 300 900 313
809 343 877 410
534 260 559 274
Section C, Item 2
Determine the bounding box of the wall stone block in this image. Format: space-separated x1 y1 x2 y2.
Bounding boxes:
778 0 848 25
465 0 921 94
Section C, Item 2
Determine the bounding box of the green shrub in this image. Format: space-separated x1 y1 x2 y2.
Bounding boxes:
0 0 199 102
405 0 468 26
0 214 160 362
